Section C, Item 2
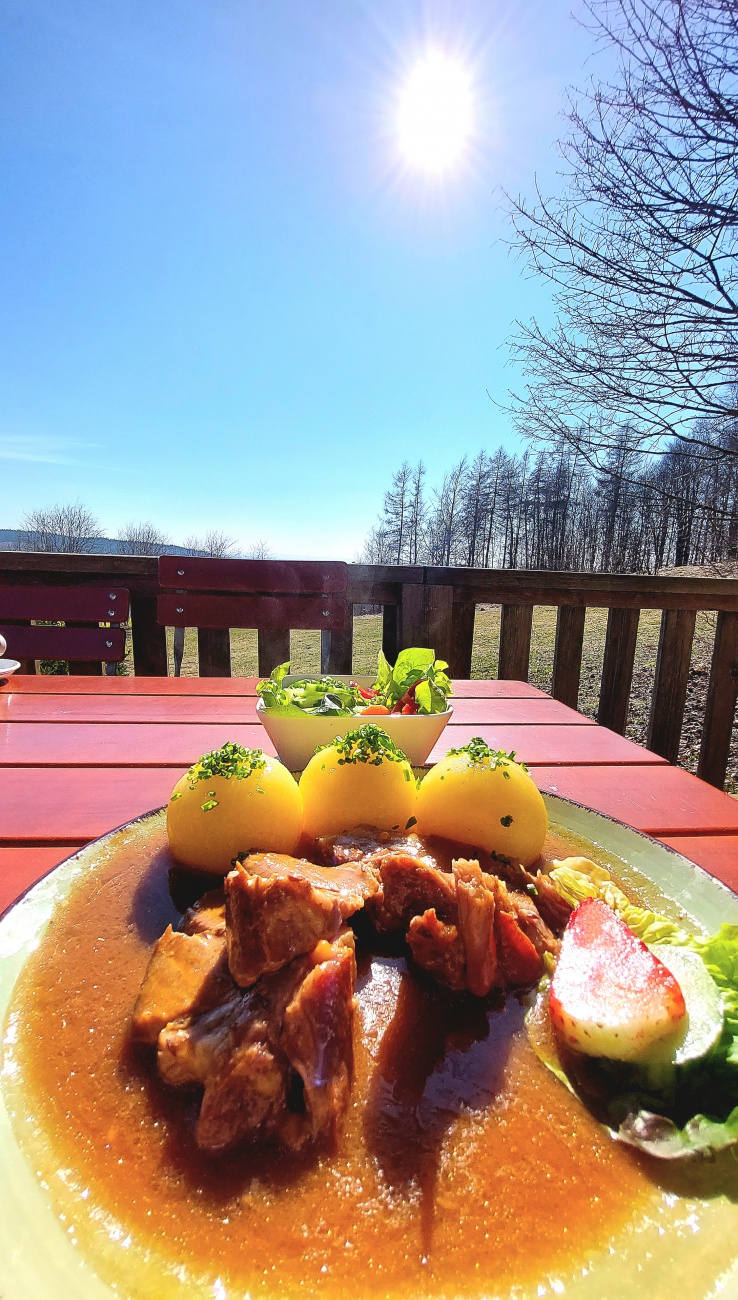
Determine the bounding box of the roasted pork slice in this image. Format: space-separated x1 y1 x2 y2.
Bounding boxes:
453 860 499 996
225 853 376 987
278 929 357 1149
130 926 231 1045
531 871 574 935
179 888 226 938
157 931 358 1154
368 854 457 933
407 910 466 991
157 959 308 1088
504 885 560 957
315 828 436 868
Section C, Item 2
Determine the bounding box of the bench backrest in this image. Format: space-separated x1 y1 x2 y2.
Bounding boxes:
0 584 129 669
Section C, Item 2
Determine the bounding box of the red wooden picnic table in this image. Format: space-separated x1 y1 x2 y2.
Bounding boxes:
1 674 737 914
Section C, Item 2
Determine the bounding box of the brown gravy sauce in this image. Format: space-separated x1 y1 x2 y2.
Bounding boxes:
7 827 652 1297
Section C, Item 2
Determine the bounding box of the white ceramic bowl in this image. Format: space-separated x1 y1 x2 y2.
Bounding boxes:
256 674 453 770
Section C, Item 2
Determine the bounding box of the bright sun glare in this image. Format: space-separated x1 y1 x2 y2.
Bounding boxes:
397 51 473 174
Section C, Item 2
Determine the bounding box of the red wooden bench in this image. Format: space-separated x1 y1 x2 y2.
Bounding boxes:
157 557 350 677
0 585 129 676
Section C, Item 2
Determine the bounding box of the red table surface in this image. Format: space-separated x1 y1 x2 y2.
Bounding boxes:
1 675 737 910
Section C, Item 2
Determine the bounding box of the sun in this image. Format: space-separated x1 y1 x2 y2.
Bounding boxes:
396 51 473 174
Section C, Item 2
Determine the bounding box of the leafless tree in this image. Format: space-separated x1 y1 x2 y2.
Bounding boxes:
184 530 238 558
245 541 273 560
16 502 103 553
117 522 171 556
507 0 738 470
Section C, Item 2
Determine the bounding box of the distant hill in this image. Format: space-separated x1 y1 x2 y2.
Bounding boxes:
0 530 200 556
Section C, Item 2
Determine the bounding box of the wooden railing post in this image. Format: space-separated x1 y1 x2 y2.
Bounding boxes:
321 625 353 674
399 583 455 666
598 608 640 734
648 609 696 763
198 628 231 677
258 629 290 678
552 606 585 709
698 611 738 789
382 604 399 662
498 604 533 681
130 595 168 676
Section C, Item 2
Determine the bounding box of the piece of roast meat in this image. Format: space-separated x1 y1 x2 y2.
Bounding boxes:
531 871 574 935
403 858 545 994
315 828 437 869
157 931 357 1154
179 888 226 938
407 910 466 991
453 860 499 996
278 929 357 1150
130 926 231 1045
225 853 377 987
367 853 457 933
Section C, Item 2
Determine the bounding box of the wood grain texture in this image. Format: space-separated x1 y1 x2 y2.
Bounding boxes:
159 593 350 632
130 594 168 676
448 601 476 679
498 604 533 681
0 674 549 700
534 764 738 835
0 585 128 621
0 691 586 728
657 835 738 891
257 628 290 678
597 608 640 734
552 605 586 709
0 845 84 914
698 611 738 789
158 556 347 595
0 625 125 661
0 719 627 768
648 608 696 762
0 767 185 842
320 627 353 674
197 627 231 677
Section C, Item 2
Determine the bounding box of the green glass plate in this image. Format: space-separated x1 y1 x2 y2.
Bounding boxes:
2 794 738 1299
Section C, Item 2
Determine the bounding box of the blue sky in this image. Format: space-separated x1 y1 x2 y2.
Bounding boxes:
0 0 599 558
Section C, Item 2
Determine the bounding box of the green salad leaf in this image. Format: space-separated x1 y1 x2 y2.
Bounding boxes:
372 647 451 715
527 860 738 1160
255 649 453 717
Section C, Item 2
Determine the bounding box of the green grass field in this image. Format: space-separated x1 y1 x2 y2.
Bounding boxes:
159 607 735 790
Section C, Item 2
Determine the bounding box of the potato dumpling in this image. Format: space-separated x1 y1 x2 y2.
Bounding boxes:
300 725 416 840
167 742 302 873
415 737 547 867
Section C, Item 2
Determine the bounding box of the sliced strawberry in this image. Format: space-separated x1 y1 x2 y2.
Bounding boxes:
549 897 686 1062
496 910 543 986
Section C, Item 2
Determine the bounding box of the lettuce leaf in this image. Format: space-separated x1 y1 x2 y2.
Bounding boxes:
527 862 738 1159
373 648 452 715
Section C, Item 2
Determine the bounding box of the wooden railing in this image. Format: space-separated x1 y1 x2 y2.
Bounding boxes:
1 552 736 789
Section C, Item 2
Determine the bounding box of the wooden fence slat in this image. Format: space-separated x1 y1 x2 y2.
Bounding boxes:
159 556 347 596
258 628 290 678
0 585 129 621
158 593 349 632
0 625 125 661
598 608 640 734
130 595 169 676
552 605 586 709
698 611 738 789
448 600 476 678
647 609 696 763
382 604 399 662
499 604 533 681
399 584 428 649
197 628 231 678
320 627 353 674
